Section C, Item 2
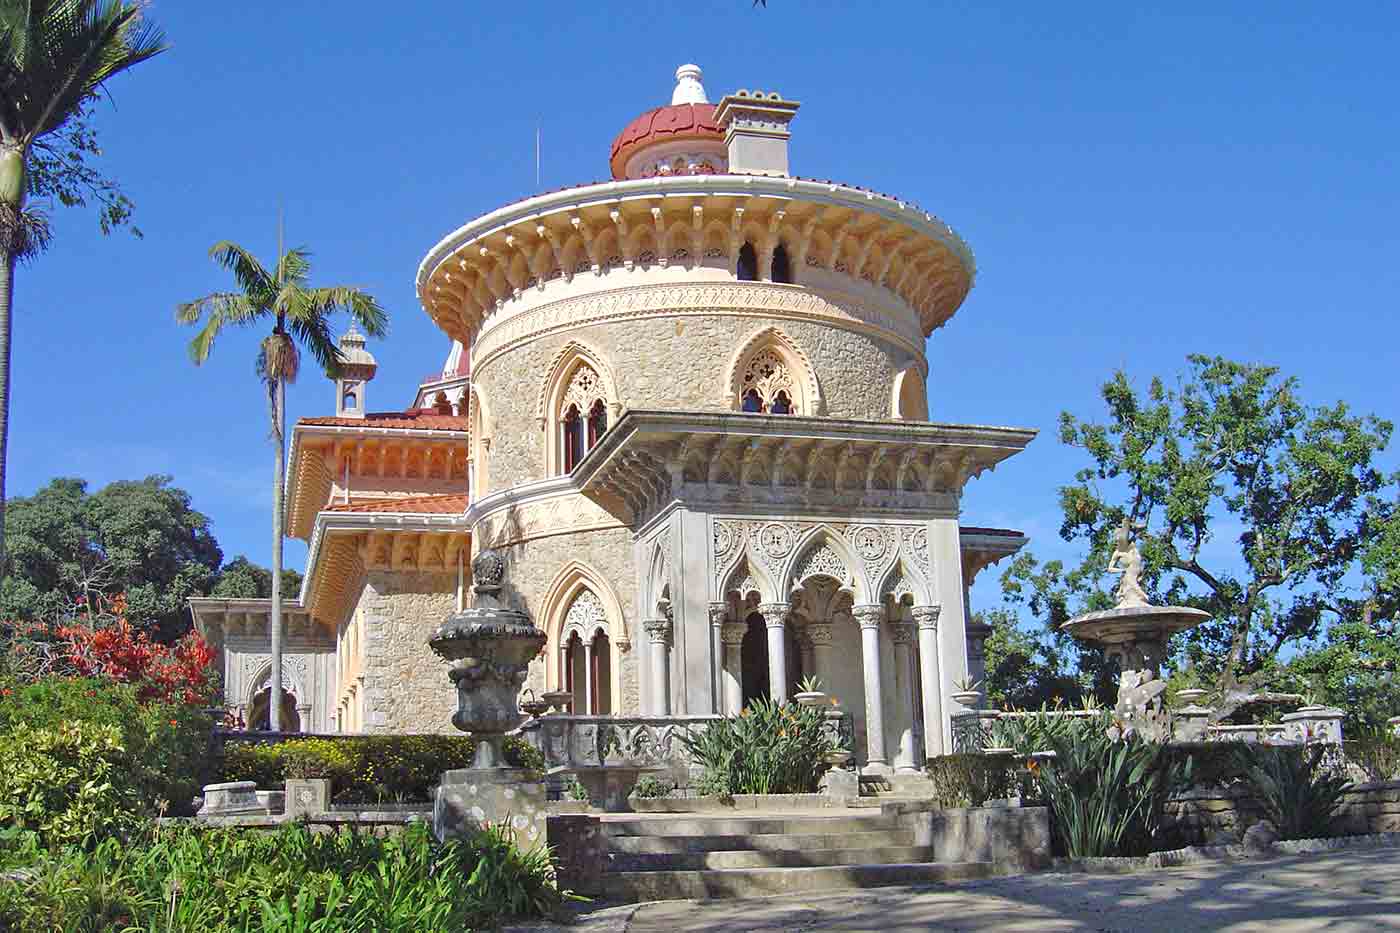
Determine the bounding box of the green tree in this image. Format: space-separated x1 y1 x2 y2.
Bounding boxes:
0 1 166 564
0 475 222 636
211 555 301 601
178 241 386 729
1006 355 1397 706
979 607 1092 711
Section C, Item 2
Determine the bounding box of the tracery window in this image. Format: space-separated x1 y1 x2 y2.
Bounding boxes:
739 348 797 415
558 362 608 473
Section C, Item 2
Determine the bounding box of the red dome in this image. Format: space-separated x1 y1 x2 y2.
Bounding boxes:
608 103 723 179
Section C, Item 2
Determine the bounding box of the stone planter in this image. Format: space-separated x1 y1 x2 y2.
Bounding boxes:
793 691 827 708
951 690 982 708
198 781 268 817
1175 688 1209 705
285 778 331 818
567 765 661 812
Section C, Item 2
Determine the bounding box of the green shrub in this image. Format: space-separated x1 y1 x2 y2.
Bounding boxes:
0 721 142 848
1234 744 1352 840
1033 731 1193 858
0 820 571 933
0 676 212 816
563 776 590 802
682 698 836 796
1344 728 1400 782
220 734 543 804
926 754 1019 808
631 775 673 799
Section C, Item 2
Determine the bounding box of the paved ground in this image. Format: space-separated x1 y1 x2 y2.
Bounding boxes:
512 848 1400 932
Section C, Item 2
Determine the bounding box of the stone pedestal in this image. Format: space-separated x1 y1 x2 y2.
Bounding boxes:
198 781 267 817
1281 706 1345 745
285 778 332 818
434 767 549 851
1172 705 1214 743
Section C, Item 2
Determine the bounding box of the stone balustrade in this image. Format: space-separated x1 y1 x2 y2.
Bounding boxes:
536 714 721 774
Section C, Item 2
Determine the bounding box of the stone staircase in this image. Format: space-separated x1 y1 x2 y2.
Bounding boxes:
847 772 940 807
600 811 993 901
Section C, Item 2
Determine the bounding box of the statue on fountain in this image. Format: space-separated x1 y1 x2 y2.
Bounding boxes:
1106 519 1150 609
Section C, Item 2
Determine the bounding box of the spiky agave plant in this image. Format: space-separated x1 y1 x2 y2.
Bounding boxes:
178 241 385 728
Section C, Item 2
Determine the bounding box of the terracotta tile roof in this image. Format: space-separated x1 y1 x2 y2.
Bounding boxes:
299 411 468 431
960 526 1025 538
326 494 468 515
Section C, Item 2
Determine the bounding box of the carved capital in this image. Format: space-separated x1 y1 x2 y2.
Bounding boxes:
643 617 672 645
889 621 917 646
708 602 728 628
758 602 791 630
912 604 941 631
720 621 748 646
852 604 885 630
805 622 834 646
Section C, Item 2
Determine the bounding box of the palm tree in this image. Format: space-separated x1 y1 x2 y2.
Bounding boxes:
179 241 386 730
0 1 165 562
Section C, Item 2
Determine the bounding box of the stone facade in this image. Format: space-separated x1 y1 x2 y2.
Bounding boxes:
358 571 458 733
1163 780 1400 845
473 309 918 495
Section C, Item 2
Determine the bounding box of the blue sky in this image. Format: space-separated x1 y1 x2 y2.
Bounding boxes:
8 2 1398 614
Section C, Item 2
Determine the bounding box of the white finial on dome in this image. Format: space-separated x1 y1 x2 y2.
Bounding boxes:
672 64 708 105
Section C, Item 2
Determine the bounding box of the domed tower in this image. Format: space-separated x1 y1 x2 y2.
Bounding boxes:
414 66 1034 772
334 324 377 418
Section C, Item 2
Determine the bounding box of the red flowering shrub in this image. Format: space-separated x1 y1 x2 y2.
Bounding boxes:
55 595 216 707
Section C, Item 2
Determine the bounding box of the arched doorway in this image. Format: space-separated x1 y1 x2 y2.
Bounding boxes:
740 611 769 708
249 687 300 733
564 628 612 714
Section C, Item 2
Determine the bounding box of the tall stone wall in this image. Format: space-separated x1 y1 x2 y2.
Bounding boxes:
473 313 918 494
358 570 458 734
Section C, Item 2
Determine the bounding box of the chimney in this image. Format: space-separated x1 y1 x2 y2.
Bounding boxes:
714 89 801 177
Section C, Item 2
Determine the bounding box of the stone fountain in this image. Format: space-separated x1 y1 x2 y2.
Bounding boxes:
429 548 550 849
1061 520 1211 740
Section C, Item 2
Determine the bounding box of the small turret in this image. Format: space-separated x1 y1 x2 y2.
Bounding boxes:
714 88 801 177
334 324 377 418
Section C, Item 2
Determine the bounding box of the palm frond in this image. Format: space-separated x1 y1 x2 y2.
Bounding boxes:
177 292 259 364
208 240 274 304
281 291 342 378
303 285 389 339
275 246 311 288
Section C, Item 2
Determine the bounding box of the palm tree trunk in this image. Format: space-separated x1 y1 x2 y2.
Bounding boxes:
0 143 23 567
0 247 13 567
270 375 285 731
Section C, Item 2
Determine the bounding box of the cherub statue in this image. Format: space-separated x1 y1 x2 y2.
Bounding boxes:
1106 519 1150 608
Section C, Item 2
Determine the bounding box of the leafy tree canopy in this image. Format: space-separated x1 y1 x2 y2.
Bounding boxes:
210 555 301 601
1 475 223 637
1002 354 1398 702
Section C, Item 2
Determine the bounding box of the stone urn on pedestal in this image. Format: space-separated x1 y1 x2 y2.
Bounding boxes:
429 549 550 850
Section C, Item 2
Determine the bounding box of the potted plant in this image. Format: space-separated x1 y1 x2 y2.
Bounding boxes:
951 677 983 708
794 675 828 708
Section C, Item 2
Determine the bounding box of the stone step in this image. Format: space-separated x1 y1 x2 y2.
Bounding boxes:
605 814 897 838
607 828 917 855
610 844 937 872
603 860 995 902
847 796 934 808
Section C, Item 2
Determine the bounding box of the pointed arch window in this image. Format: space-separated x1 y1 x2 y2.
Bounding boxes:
739 347 798 414
554 359 610 474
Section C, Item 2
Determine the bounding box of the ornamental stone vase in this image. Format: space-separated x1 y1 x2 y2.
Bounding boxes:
428 549 547 770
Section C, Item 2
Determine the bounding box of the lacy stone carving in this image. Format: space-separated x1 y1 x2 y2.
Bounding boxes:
563 589 607 637
740 348 797 411
794 543 847 584
642 618 672 644
889 622 917 645
881 570 915 605
912 604 941 630
720 622 748 646
561 362 605 414
805 622 834 646
757 522 795 560
712 520 736 557
852 605 885 629
852 526 889 562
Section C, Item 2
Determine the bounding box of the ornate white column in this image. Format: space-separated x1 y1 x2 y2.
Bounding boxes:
889 622 919 771
720 621 746 715
759 603 791 705
853 604 890 773
913 605 944 758
709 602 728 714
643 618 672 715
582 639 595 715
807 621 834 685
